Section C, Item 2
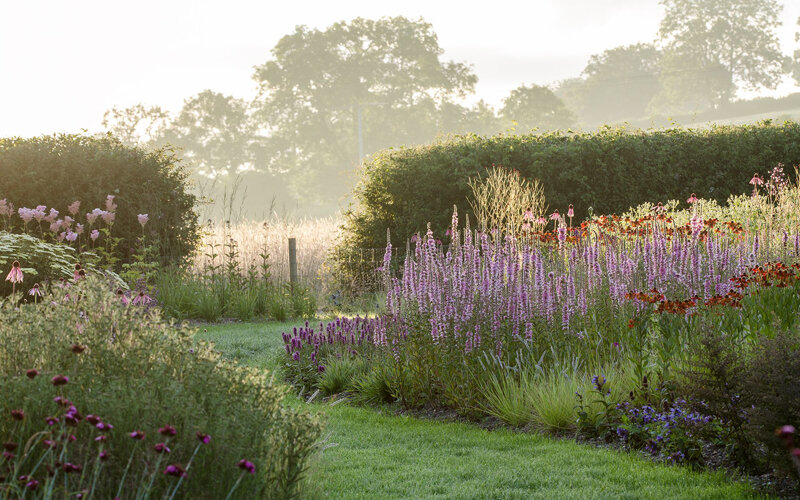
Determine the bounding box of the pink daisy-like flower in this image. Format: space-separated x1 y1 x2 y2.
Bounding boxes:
5 261 23 284
687 193 698 204
137 214 149 227
549 210 560 221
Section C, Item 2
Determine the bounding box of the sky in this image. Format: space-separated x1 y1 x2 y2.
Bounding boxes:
1 0 799 137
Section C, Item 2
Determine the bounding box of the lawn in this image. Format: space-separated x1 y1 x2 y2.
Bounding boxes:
198 321 760 500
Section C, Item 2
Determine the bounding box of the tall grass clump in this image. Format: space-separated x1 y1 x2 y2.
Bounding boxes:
0 277 321 499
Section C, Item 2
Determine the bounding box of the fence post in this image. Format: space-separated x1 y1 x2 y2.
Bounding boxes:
288 238 298 289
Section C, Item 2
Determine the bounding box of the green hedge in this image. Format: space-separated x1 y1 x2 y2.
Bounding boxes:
340 121 800 250
0 134 198 265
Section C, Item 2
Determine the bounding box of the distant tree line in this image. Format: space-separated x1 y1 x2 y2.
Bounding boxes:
102 3 800 215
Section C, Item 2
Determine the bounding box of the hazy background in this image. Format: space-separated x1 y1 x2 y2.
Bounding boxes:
2 0 800 217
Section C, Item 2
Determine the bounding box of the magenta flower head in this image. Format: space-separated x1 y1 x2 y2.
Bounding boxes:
26 369 39 379
99 450 109 461
45 416 59 426
129 430 146 440
86 415 101 425
163 464 187 478
42 439 56 448
137 214 149 227
154 442 171 454
95 435 107 442
5 261 23 284
24 479 39 490
95 422 113 431
158 425 177 437
237 459 256 474
196 432 211 444
51 374 69 386
11 409 25 421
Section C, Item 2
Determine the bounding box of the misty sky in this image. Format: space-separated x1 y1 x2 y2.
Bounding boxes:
2 0 799 137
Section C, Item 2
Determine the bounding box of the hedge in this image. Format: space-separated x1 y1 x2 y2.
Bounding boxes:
0 134 199 266
339 121 800 251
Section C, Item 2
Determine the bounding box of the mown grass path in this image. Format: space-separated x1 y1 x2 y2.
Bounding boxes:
198 322 760 499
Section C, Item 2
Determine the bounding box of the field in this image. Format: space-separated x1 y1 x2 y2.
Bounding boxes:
199 322 758 499
2 148 800 498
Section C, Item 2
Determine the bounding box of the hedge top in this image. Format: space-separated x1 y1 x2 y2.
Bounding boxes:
340 121 800 250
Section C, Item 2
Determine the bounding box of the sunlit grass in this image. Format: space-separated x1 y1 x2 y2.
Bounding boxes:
198 322 759 500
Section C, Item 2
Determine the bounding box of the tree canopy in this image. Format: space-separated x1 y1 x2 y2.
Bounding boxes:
250 16 479 208
500 84 576 131
656 0 786 111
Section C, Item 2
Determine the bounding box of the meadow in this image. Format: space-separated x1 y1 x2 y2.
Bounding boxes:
2 154 799 498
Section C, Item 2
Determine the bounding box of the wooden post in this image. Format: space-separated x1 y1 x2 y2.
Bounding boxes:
288 238 298 289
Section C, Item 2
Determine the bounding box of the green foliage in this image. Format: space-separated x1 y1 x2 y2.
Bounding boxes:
0 231 123 296
0 134 199 266
318 357 367 396
0 278 321 498
682 326 800 476
340 121 800 249
500 84 576 132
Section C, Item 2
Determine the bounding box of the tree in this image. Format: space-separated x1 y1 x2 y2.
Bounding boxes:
579 44 662 124
160 90 254 179
500 84 576 132
250 16 477 209
656 0 787 111
101 104 171 146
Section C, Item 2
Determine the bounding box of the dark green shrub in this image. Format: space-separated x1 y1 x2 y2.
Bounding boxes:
0 277 322 498
341 121 800 250
741 330 800 477
682 326 800 477
0 134 199 266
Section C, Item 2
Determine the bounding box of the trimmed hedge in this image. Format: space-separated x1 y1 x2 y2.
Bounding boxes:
340 121 800 250
0 134 198 266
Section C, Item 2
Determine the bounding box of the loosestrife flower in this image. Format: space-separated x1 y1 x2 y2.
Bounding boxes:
68 201 80 215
